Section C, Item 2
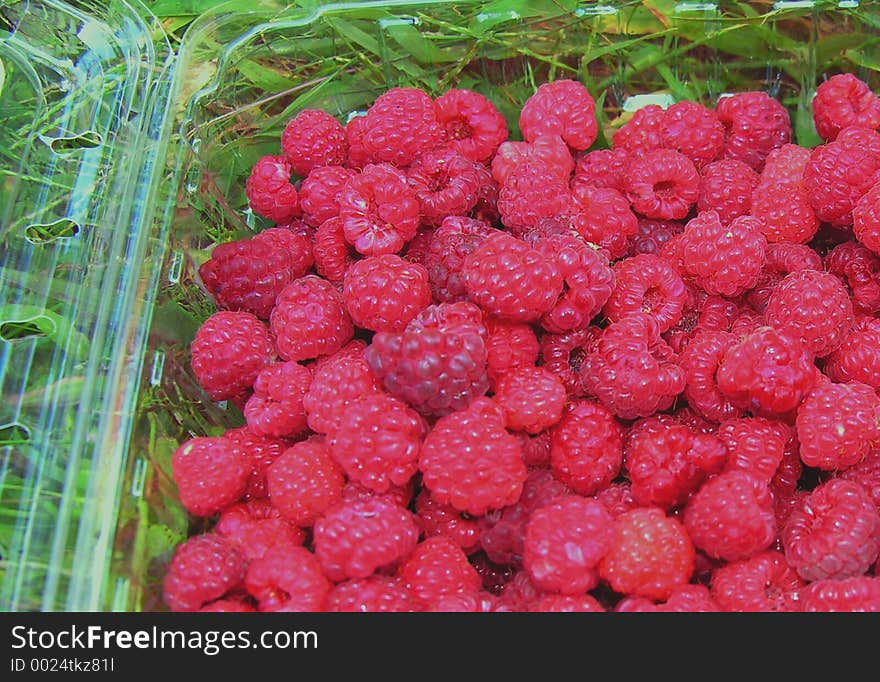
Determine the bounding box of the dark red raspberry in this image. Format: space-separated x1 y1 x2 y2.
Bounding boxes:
245 544 330 612
345 114 369 170
243 361 311 439
417 216 493 303
803 140 880 226
550 400 623 496
313 217 356 284
493 365 565 434
483 315 540 388
215 503 305 561
716 91 791 171
523 496 613 594
401 536 481 608
719 417 790 485
572 147 629 192
299 165 358 227
267 439 344 527
419 398 526 515
245 155 300 223
361 87 442 166
626 218 685 257
593 482 640 519
826 316 880 389
813 73 880 142
326 576 415 612
772 432 803 498
613 104 665 151
282 109 348 177
603 254 686 333
826 243 880 316
783 478 880 581
599 507 695 601
616 584 720 613
496 161 573 236
519 79 597 150
531 594 605 612
270 275 354 361
750 181 819 245
837 449 880 511
172 437 248 517
539 328 596 396
624 149 700 220
697 159 758 224
163 535 246 611
569 184 639 259
435 88 508 163
800 576 880 612
190 311 275 402
223 426 287 500
683 471 776 562
342 254 431 333
854 182 880 255
415 489 481 554
491 134 573 186
406 148 482 225
680 330 743 422
518 431 551 468
366 301 489 417
339 163 420 256
709 550 803 612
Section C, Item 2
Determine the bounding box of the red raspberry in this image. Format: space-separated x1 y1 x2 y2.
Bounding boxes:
341 479 415 510
838 125 880 156
747 243 823 311
518 431 551 468
267 439 344 527
471 552 516 594
783 478 880 581
709 550 803 612
773 432 804 498
764 269 854 357
664 289 740 355
361 87 442 166
593 482 640 519
600 508 695 601
270 275 354 362
172 437 248 517
326 576 414 612
803 140 880 226
624 416 727 510
826 242 880 316
813 73 880 142
826 316 880 389
519 79 597 150
761 143 811 185
531 594 605 612
435 88 508 163
245 155 300 223
493 365 565 434
716 327 817 417
223 426 287 500
491 134 573 186
626 218 684 257
854 182 880 255
697 159 758 224
716 91 791 171
719 417 789 485
750 181 819 245
483 315 540 388
342 254 430 333
299 165 358 227
550 400 623 496
569 184 639 259
496 161 573 236
616 584 720 612
417 216 493 303
657 100 726 168
344 114 369 170
800 576 880 612
406 148 482 225
683 471 776 561
313 495 419 581
523 496 612 594
495 571 543 611
837 449 880 511
366 301 489 416
582 313 685 420
572 148 629 192
330 394 425 493
415 489 480 554
313 217 355 284
243 361 311 438
624 149 700 220
339 163 420 256
163 535 246 611
603 253 686 333
401 536 481 608
215 503 305 561
190 311 275 402
539 328 596 396
613 104 665 151
281 109 348 177
680 330 743 422
245 544 330 612
472 161 500 223
199 599 255 613
419 398 526 515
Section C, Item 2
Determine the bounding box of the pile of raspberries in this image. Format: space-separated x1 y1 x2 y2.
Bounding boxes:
164 74 880 612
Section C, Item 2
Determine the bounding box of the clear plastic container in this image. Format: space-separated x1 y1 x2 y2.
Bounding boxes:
1 0 876 611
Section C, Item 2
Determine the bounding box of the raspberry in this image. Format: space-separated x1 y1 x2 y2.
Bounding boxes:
624 416 727 510
406 148 483 225
313 217 356 284
366 301 489 417
697 160 759 224
361 87 442 166
223 426 287 500
616 584 720 612
339 163 420 255
190 311 275 402
718 417 790 485
602 254 686 333
519 79 598 150
599 508 695 601
199 599 256 613
761 143 811 185
813 73 880 142
518 431 551 468
581 313 685 420
626 218 684 257
313 496 419 581
657 100 726 168
401 536 482 608
245 155 300 223
484 315 540 388
550 400 623 496
680 330 743 422
172 437 249 517
491 134 574 186
854 182 880 255
750 180 819 245
709 551 803 612
415 489 481 554
664 289 740 355
163 535 246 612
800 576 880 612
243 361 311 438
345 114 369 170
299 165 358 227
837 449 880 510
281 109 348 177
593 482 640 519
267 439 344 527
764 269 854 357
496 161 573 236
624 149 700 220
569 185 639 259
270 275 354 362
539 328 596 396
326 576 415 612
772 432 804 498
747 243 823 311
329 394 425 493
419 398 526 515
826 243 880 316
838 125 880 156
683 471 776 561
435 88 508 163
803 140 880 226
418 216 493 303
472 161 500 223
342 479 415 510
342 254 431 333
716 91 791 171
531 594 605 612
828 318 880 393
215 503 305 561
613 104 665 151
493 365 566 434
245 544 330 612
572 148 629 192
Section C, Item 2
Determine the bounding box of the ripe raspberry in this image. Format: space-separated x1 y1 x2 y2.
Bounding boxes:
828 319 880 394
270 275 354 361
267 439 344 527
599 508 695 601
415 489 481 554
697 160 758 224
664 289 740 355
709 550 803 612
783 478 880 581
531 594 605 612
339 163 420 255
683 471 776 561
342 254 431 333
313 217 356 284
281 109 348 177
838 124 880 156
719 417 790 485
199 599 256 613
417 216 493 303
613 104 666 151
401 537 481 608
419 398 526 515
826 243 880 316
624 149 700 220
680 330 743 422
626 218 684 257
223 426 287 500
345 114 369 170
435 88 508 163
215 503 305 561
569 184 639 259
484 315 540 388
163 535 246 612
550 400 623 496
493 365 565 434
593 482 640 519
245 544 330 612
624 416 727 510
854 182 880 255
716 91 791 171
495 571 543 611
800 576 880 612
326 576 415 612
837 449 880 511
330 394 425 493
658 100 726 168
602 254 686 333
245 155 300 223
471 161 500 223
313 495 419 581
616 584 720 612
764 269 854 357
519 79 597 150
812 73 880 142
172 437 248 517
539 328 596 396
341 478 415 510
243 361 311 438
361 87 442 166
190 311 275 402
491 134 574 186
517 431 551 468
366 301 489 417
747 243 824 311
772 432 803 497
496 161 573 236
803 140 880 226
572 147 629 192
299 165 358 227
761 143 811 185
750 181 819 245
406 149 482 225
